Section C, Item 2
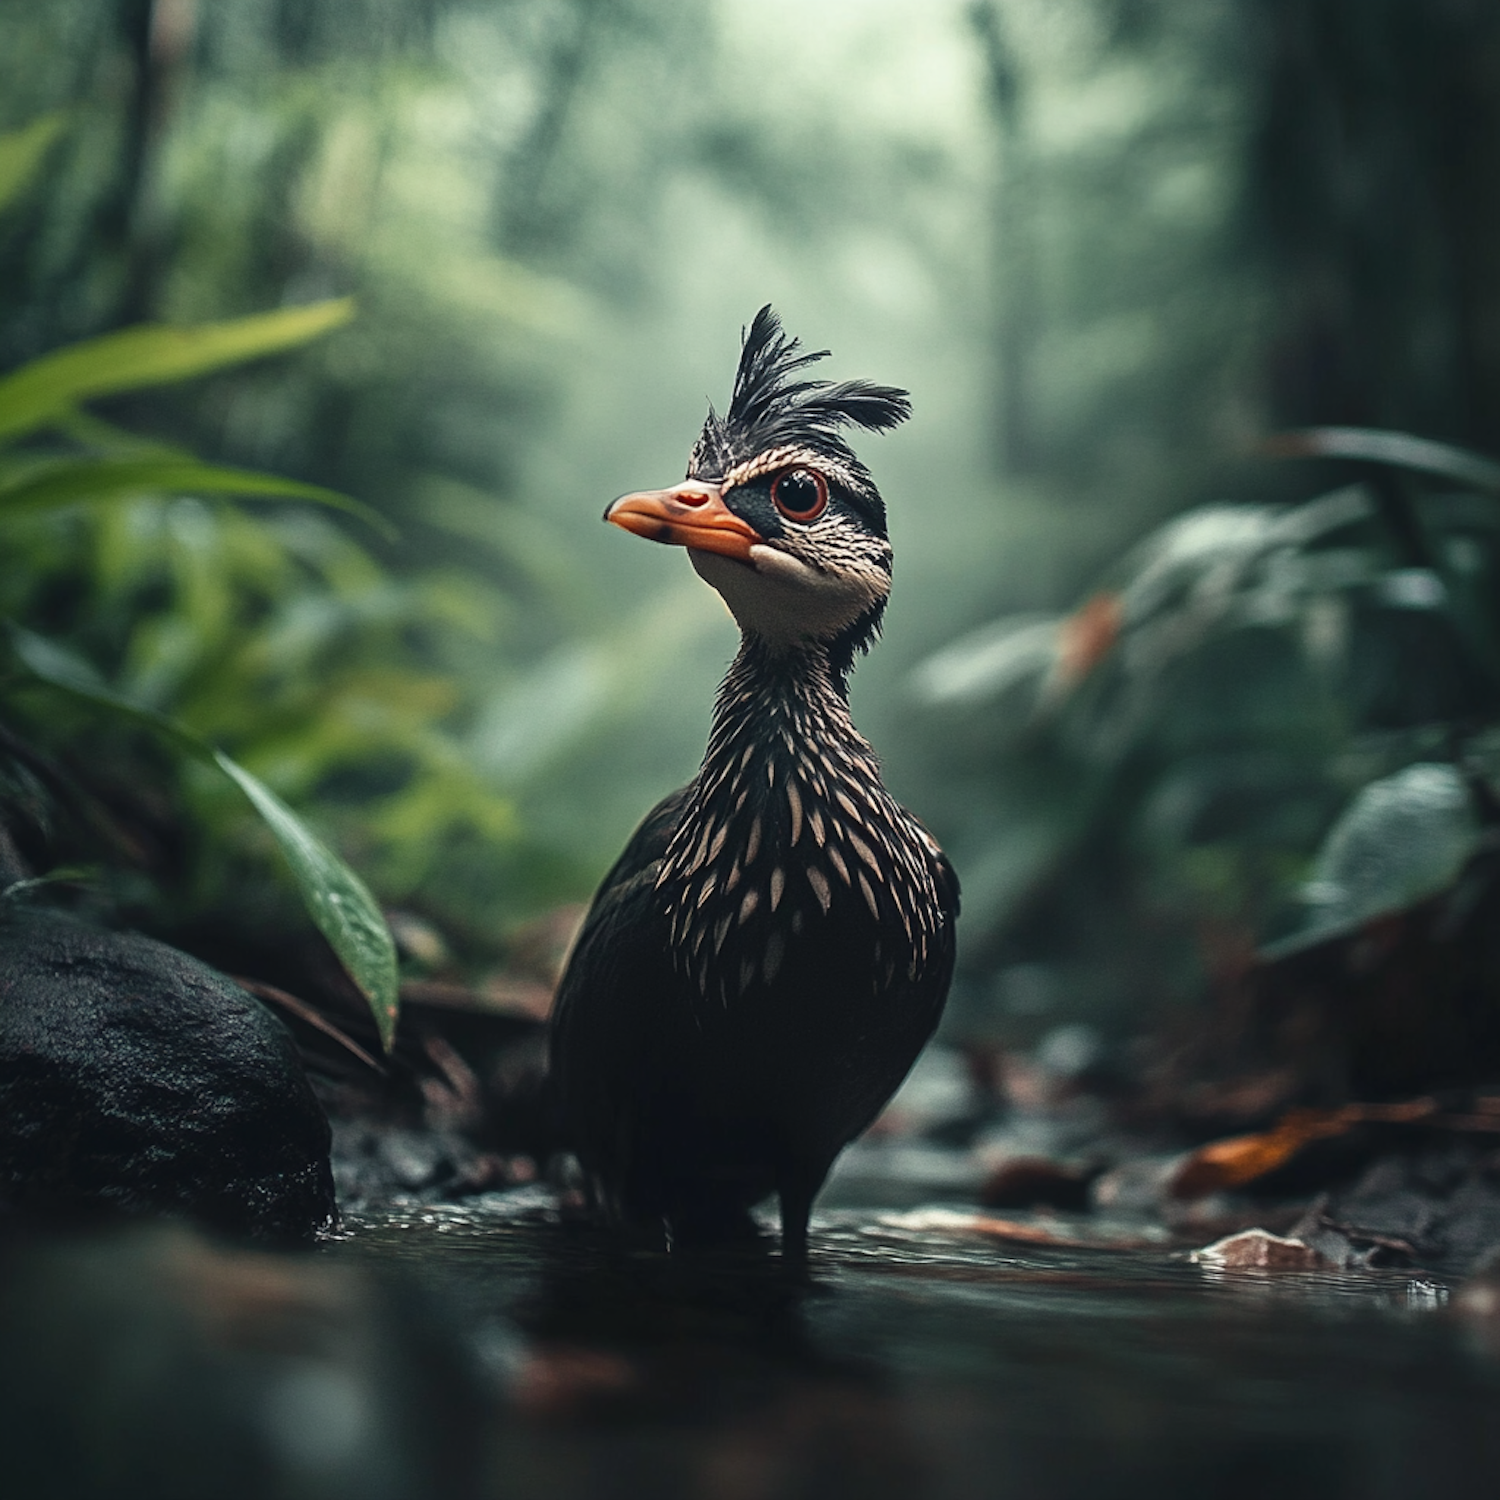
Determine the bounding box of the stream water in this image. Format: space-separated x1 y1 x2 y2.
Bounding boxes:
332 1193 1500 1500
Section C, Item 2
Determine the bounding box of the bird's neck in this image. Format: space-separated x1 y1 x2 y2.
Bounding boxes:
658 628 939 1004
704 634 867 779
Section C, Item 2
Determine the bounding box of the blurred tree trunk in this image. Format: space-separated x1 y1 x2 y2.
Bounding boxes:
493 0 613 258
111 0 198 324
1248 0 1500 452
970 0 1040 477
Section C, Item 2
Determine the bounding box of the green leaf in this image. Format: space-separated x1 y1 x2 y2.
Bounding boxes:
1265 763 1482 958
211 752 399 1051
0 114 65 216
6 625 400 1050
0 299 356 446
911 613 1060 707
7 627 128 706
0 454 395 536
1269 426 1500 494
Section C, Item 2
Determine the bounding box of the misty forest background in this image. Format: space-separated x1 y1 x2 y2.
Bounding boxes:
5 0 1500 1083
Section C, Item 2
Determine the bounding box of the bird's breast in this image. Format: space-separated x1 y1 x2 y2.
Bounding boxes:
657 746 944 1014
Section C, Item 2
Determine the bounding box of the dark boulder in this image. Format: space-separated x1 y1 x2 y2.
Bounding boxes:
0 910 335 1241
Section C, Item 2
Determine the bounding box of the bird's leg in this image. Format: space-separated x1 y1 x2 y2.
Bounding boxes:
778 1179 815 1271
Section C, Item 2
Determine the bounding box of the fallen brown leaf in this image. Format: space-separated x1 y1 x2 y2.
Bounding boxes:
1169 1098 1440 1200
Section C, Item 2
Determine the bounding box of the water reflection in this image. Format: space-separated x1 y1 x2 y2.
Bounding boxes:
4 1200 1497 1498
336 1196 1500 1500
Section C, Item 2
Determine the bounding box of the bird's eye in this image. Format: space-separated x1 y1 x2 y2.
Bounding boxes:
770 468 828 522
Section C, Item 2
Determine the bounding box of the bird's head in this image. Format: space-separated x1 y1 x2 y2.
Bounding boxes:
606 306 910 669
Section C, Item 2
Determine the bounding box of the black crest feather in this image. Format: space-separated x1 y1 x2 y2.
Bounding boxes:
688 307 910 531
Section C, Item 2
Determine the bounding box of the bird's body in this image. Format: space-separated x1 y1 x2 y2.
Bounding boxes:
549 308 958 1262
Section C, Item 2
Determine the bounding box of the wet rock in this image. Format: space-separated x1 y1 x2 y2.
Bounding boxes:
1288 1200 1420 1270
1192 1228 1333 1270
329 1119 527 1208
0 910 334 1241
1289 1141 1500 1274
979 1154 1097 1210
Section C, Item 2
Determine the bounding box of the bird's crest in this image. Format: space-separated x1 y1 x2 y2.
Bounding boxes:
688 307 910 530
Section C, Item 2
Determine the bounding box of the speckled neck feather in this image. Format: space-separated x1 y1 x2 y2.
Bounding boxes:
657 636 944 1009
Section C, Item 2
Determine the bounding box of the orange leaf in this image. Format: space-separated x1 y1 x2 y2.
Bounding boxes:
1169 1097 1442 1200
1056 591 1123 686
1169 1108 1351 1199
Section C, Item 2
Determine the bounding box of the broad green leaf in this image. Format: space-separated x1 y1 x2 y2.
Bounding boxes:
0 454 394 535
6 625 399 1050
1265 763 1481 958
0 114 65 216
7 626 133 708
1270 426 1500 494
0 299 355 445
911 613 1060 707
212 752 398 1051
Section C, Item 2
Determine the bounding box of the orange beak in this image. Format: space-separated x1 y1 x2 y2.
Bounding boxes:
605 482 761 564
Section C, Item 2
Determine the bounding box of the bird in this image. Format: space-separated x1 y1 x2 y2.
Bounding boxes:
548 306 959 1265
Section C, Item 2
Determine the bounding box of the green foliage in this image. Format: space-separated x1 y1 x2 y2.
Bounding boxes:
0 300 358 445
0 454 376 524
210 753 398 1050
1271 762 1481 956
19 0 1495 1072
0 116 406 1045
0 111 63 213
0 0 1011 905
917 441 1500 1042
8 623 400 1048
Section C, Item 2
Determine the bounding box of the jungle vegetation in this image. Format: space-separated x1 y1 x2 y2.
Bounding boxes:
4 0 1500 1070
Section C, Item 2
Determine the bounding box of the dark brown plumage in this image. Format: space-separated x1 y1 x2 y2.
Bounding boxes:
549 307 958 1264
